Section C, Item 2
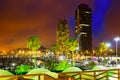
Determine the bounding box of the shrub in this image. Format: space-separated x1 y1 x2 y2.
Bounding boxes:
55 61 71 72
87 61 97 70
15 65 32 75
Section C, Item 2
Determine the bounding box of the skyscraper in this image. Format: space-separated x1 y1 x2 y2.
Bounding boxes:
56 18 69 54
75 4 92 52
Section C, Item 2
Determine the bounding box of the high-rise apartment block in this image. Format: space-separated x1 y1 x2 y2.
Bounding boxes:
75 4 92 52
56 18 69 54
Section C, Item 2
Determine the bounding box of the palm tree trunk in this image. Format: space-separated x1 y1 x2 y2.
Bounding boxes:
33 51 37 68
72 51 74 66
34 56 37 68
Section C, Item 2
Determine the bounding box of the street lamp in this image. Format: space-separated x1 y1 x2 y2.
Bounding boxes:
76 32 87 51
114 37 120 66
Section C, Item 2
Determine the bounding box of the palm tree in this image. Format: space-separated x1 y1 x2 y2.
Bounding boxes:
95 42 109 59
66 39 77 66
27 36 41 68
99 42 109 58
51 43 59 56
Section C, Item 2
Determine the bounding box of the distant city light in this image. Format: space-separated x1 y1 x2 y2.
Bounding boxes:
11 63 16 66
76 47 79 51
105 42 111 47
58 55 66 60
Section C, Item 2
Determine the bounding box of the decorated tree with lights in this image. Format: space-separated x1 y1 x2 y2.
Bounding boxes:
27 36 41 68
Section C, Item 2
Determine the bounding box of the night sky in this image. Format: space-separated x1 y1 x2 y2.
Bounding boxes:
0 0 120 50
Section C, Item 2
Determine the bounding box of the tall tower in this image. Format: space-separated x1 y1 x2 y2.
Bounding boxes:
56 18 69 54
75 4 92 52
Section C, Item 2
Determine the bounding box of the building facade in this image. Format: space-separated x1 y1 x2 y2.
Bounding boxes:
56 18 69 54
75 4 92 52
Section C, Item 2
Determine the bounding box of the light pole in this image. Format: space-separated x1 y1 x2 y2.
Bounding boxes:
76 32 87 51
114 37 120 66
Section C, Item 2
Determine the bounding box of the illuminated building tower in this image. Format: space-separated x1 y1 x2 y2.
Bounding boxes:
56 18 69 54
75 4 92 52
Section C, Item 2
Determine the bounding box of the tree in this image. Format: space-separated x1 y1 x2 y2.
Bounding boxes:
51 43 59 55
15 65 31 75
99 42 109 57
95 42 109 59
27 36 41 68
66 39 77 66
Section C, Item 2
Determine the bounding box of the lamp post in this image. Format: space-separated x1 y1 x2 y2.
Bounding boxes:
114 37 120 66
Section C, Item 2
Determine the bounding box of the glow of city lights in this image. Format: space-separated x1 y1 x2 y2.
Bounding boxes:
58 55 66 60
105 42 111 47
76 47 79 51
11 63 16 66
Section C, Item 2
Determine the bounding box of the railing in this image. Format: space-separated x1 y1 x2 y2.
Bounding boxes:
59 69 120 80
0 74 56 80
0 69 120 80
